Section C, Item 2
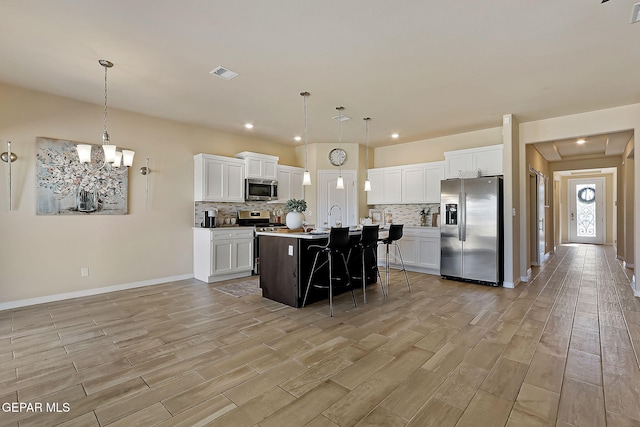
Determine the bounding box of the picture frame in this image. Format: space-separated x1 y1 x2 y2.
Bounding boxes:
369 209 383 224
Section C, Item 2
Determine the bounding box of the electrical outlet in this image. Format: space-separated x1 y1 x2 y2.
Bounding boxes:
81 267 89 277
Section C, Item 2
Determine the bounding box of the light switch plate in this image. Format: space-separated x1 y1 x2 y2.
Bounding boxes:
288 245 294 256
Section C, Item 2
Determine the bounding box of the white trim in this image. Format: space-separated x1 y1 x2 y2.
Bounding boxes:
503 278 519 289
632 275 640 297
624 261 635 269
520 268 533 283
0 274 194 311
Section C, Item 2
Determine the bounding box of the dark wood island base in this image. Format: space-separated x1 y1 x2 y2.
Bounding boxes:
258 232 378 308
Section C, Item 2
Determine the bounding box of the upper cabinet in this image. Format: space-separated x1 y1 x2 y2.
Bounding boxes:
369 161 444 205
194 154 245 202
367 167 401 205
235 151 279 180
444 144 503 179
277 165 304 201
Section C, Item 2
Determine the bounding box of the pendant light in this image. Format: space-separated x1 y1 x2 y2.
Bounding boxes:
301 92 311 186
336 106 345 190
363 117 371 192
77 60 135 167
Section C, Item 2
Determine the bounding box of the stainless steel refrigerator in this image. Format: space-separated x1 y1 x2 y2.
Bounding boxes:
440 177 503 286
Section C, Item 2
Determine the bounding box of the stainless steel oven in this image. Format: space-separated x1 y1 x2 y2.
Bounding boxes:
245 179 278 201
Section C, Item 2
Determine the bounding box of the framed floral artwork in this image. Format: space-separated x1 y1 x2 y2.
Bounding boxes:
36 137 129 215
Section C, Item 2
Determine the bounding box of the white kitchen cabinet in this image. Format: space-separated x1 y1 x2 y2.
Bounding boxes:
193 228 254 283
194 154 245 202
379 227 440 275
369 161 444 205
367 167 402 205
444 144 503 179
277 165 304 201
424 162 445 203
401 166 425 204
401 162 445 204
235 151 279 179
366 169 384 205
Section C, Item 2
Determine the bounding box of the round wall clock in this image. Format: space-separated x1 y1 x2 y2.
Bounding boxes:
329 148 347 166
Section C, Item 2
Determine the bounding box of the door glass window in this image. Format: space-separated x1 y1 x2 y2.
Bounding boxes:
576 184 596 238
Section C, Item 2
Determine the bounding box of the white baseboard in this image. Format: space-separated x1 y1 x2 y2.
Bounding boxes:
503 277 521 289
632 275 640 298
0 274 194 311
623 261 635 269
520 268 533 283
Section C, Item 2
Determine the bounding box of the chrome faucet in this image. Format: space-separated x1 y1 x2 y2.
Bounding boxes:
328 204 343 227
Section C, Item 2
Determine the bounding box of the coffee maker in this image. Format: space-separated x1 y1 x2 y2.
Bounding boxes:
202 209 217 228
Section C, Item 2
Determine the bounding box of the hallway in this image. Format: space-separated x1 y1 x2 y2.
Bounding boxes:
1 244 640 426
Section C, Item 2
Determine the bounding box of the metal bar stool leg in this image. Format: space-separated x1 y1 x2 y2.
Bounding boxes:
302 252 322 308
342 252 357 308
361 248 367 304
385 242 391 297
394 243 411 291
328 252 334 317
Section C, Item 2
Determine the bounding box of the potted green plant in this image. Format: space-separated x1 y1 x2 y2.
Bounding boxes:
284 199 307 229
419 207 431 226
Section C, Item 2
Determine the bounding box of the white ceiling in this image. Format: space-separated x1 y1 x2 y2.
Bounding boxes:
1 1 640 148
534 130 633 161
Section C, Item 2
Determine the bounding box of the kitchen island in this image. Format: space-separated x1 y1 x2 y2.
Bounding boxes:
256 230 378 308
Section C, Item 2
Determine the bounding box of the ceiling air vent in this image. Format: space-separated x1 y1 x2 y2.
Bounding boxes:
332 114 351 122
210 66 239 80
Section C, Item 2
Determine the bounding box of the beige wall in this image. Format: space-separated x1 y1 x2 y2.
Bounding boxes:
373 127 503 167
0 83 296 305
525 145 554 267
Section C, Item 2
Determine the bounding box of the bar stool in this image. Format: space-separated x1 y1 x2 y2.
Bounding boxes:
348 225 383 303
302 227 357 317
379 224 411 296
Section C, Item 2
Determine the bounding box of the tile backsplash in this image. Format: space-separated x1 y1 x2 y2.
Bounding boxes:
196 201 441 227
370 203 440 227
195 201 286 227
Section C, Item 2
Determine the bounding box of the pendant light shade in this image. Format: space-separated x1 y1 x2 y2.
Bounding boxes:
336 175 345 190
77 144 92 163
301 91 311 186
363 117 371 192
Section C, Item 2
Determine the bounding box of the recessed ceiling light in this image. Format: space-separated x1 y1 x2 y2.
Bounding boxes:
210 66 239 80
391 133 399 139
244 123 254 129
576 139 586 145
294 136 302 141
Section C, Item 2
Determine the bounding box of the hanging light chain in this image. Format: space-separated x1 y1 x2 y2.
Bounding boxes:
99 60 113 144
301 92 309 171
337 106 344 176
364 117 370 172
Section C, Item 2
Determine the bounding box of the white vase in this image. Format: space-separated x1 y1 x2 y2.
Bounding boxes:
286 211 304 230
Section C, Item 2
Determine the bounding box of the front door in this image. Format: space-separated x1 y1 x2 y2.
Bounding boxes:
568 177 605 244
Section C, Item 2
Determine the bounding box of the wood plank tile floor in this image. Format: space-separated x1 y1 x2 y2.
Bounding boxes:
2 244 640 426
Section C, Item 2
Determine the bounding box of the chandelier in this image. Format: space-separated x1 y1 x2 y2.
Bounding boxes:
76 60 134 168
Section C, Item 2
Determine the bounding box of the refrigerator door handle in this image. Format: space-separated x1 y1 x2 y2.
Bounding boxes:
460 192 466 241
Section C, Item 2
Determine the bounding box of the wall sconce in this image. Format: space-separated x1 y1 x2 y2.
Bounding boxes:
1 141 17 211
139 157 151 211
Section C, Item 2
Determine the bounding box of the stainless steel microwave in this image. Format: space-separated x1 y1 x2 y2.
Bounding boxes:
245 179 278 201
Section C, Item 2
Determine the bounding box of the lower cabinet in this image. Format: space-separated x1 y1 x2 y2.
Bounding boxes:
194 228 254 283
378 227 440 275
